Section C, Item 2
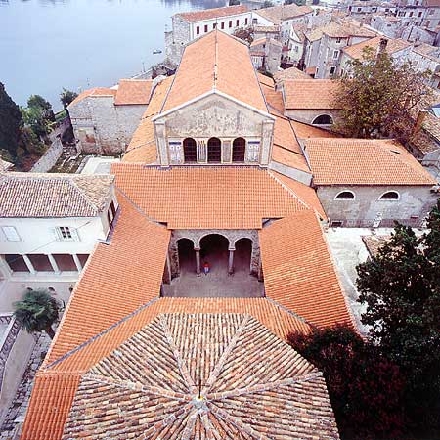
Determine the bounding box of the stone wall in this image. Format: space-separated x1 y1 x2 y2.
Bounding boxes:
316 184 438 227
30 138 63 173
285 108 340 127
169 229 260 278
69 97 147 155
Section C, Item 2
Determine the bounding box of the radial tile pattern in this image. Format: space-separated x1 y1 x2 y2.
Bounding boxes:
63 314 339 439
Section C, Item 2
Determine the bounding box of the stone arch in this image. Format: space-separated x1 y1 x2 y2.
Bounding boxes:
199 234 230 274
183 138 197 163
312 114 333 125
177 238 197 275
232 137 245 162
234 238 252 274
207 137 221 163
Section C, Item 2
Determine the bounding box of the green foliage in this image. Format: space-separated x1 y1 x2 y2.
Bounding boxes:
357 200 440 438
287 326 405 440
233 26 254 44
22 94 55 139
334 48 432 145
60 88 78 109
0 82 22 161
14 288 61 339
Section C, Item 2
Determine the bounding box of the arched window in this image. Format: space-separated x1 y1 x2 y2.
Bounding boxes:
312 114 333 125
232 137 245 162
335 191 355 200
379 191 399 200
183 138 197 163
207 137 221 163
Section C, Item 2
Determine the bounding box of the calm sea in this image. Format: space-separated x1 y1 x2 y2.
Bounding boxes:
0 0 231 110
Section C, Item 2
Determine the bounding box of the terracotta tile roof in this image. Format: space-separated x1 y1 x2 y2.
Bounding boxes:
68 87 116 107
253 24 281 33
0 173 114 217
263 85 285 113
251 36 283 47
342 36 410 59
123 76 174 163
260 209 353 328
269 171 326 219
60 314 338 439
291 119 338 139
304 138 437 185
256 71 275 87
175 5 248 23
112 165 313 229
306 21 376 41
274 66 311 82
254 4 313 25
162 30 268 113
44 195 170 366
284 79 341 110
114 79 154 105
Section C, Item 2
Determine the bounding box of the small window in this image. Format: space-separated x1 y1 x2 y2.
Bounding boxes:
330 66 336 75
236 19 239 26
379 191 399 200
336 37 341 43
429 8 435 15
221 21 225 29
56 226 78 241
312 114 333 125
196 26 200 35
2 226 21 242
245 18 248 25
335 191 355 200
229 20 233 28
332 50 339 59
418 11 422 17
330 221 343 227
213 23 216 29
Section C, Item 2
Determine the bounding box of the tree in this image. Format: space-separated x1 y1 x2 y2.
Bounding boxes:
357 201 440 438
233 26 254 44
334 48 432 145
287 326 405 440
13 288 61 339
0 82 22 161
60 87 78 109
22 94 55 139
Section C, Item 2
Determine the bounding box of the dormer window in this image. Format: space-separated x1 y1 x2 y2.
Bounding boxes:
379 191 399 200
335 191 355 200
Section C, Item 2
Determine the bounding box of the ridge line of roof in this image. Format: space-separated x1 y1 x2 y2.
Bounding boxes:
45 297 160 371
264 295 314 329
268 171 311 211
69 179 100 214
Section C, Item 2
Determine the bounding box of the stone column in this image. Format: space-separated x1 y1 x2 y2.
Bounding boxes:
22 255 36 275
228 248 235 275
195 247 201 275
197 140 206 163
72 254 82 272
257 261 263 282
155 120 169 167
47 254 60 274
162 253 172 285
260 119 274 166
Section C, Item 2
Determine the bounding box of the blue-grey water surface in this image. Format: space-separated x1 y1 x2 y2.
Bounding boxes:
0 0 229 110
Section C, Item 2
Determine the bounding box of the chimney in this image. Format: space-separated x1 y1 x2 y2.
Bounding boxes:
378 37 388 55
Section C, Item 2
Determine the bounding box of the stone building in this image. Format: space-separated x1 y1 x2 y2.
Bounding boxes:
164 5 252 66
249 36 283 73
68 79 154 155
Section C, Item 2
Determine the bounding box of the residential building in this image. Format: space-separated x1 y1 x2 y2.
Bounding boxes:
407 42 440 88
68 79 154 155
164 5 252 66
249 37 283 72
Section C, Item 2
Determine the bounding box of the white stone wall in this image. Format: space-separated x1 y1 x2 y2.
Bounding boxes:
69 97 147 155
316 184 438 227
285 108 340 126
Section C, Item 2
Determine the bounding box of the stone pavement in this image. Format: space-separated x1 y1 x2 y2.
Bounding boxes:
0 331 52 440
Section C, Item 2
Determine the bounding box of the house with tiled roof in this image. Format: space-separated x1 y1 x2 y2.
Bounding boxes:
68 79 154 155
164 5 252 66
249 37 283 73
18 29 440 438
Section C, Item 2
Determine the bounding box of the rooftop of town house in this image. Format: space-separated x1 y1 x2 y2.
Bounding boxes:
253 4 313 25
250 36 283 47
68 87 116 107
411 110 440 154
304 138 438 185
0 173 114 217
113 79 154 106
161 30 268 113
342 36 411 59
253 24 281 33
424 0 440 7
111 164 325 229
283 79 341 110
413 42 440 58
274 66 311 82
306 20 376 41
60 313 338 439
174 5 248 23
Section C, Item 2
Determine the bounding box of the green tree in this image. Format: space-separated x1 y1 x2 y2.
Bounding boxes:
0 82 22 161
357 201 440 437
60 87 78 109
22 94 55 139
233 26 254 44
287 326 405 440
334 48 432 145
13 288 61 339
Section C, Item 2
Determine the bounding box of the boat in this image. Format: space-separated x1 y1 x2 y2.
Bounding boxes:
153 49 162 54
